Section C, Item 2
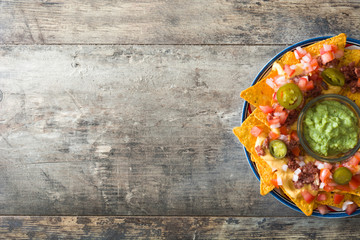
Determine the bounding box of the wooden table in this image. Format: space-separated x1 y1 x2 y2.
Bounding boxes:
1 1 360 239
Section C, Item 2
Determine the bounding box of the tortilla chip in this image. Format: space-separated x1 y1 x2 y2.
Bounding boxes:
251 154 276 195
281 186 314 216
240 69 278 107
315 191 353 209
240 33 347 108
233 113 270 155
253 108 268 126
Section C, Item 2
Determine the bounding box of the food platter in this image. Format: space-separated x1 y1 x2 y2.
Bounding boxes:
241 36 360 218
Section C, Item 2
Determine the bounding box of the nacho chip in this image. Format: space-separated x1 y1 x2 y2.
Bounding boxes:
281 186 314 216
251 154 276 195
233 113 269 155
351 194 360 206
240 33 347 107
240 69 278 107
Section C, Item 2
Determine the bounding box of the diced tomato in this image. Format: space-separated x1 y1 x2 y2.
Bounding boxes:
324 184 335 192
305 80 314 91
335 184 352 192
294 48 306 59
323 162 333 170
319 48 327 55
278 111 288 124
268 131 279 140
334 49 344 59
321 52 335 65
291 146 300 157
268 117 280 125
317 205 330 215
271 178 279 188
274 104 284 112
302 53 312 63
284 64 295 77
298 77 308 91
323 44 333 52
345 203 358 215
352 174 360 183
316 193 327 202
348 153 360 167
290 131 299 141
349 177 360 190
250 126 263 137
309 59 319 71
334 193 344 204
301 190 315 203
259 105 274 114
320 168 331 183
279 126 288 135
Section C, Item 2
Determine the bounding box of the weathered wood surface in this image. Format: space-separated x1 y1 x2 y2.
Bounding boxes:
2 216 360 239
1 0 360 45
0 45 303 216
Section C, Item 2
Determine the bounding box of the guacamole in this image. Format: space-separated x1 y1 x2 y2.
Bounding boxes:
303 100 359 156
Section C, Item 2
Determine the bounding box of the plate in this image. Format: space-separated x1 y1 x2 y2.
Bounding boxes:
242 36 360 218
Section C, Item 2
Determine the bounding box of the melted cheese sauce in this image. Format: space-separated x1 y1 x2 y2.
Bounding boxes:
255 135 318 199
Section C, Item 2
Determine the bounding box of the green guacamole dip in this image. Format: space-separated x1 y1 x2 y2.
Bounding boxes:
303 100 359 156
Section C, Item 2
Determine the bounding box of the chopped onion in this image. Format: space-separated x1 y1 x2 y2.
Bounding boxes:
342 201 354 211
282 165 288 171
319 182 325 189
266 78 275 89
270 123 281 129
302 54 312 63
292 174 299 182
294 168 302 175
334 49 344 59
277 176 283 186
275 76 286 86
273 112 282 117
279 134 288 142
299 161 305 167
317 163 325 170
290 65 297 70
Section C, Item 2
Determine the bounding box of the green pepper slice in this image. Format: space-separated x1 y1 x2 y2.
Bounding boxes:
333 167 352 185
276 83 303 110
269 140 287 159
321 68 345 86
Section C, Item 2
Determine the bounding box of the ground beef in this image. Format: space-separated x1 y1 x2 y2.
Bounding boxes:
284 110 300 127
317 57 340 69
341 62 358 83
293 162 320 189
255 145 265 156
262 137 269 149
305 85 322 99
287 156 300 171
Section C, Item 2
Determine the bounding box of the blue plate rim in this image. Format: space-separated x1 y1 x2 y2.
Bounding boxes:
242 36 360 218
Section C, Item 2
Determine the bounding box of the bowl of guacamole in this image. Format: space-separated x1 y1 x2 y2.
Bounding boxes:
298 94 360 162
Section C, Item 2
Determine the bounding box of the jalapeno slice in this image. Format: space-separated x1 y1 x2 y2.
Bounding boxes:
269 140 287 159
321 68 345 86
276 83 303 110
333 167 352 185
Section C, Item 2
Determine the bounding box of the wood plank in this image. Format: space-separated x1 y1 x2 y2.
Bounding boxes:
1 216 360 239
1 0 360 45
0 45 303 216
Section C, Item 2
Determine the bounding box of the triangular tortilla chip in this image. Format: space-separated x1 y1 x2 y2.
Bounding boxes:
233 113 270 155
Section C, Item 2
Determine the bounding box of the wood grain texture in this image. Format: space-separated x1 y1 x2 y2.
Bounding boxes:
1 0 360 45
1 216 360 239
0 45 304 216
